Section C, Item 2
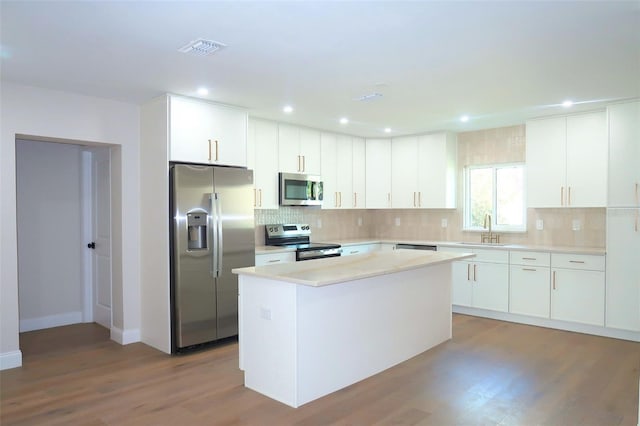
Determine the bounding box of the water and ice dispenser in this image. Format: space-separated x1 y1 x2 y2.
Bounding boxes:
187 212 208 250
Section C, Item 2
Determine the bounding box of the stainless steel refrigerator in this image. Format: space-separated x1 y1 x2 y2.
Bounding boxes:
169 163 255 352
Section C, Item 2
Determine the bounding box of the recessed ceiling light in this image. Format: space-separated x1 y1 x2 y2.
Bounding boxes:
340 117 349 124
460 115 470 123
562 100 574 108
384 128 392 133
197 87 209 96
283 105 294 114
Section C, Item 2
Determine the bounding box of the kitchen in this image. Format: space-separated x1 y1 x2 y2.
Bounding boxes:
1 1 639 424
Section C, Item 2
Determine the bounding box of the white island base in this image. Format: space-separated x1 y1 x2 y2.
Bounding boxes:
235 251 470 408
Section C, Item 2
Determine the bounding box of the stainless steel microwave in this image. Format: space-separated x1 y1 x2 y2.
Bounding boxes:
279 172 323 206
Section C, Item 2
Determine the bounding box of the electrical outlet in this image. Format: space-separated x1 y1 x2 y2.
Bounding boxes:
572 219 581 231
317 219 322 229
536 219 544 230
260 306 271 320
441 218 448 228
395 217 401 226
357 217 363 226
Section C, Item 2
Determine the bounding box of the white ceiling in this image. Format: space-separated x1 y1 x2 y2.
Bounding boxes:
1 1 639 137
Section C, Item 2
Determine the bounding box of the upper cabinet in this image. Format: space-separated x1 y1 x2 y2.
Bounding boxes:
248 118 279 209
169 95 248 167
321 133 361 209
365 139 392 208
278 124 321 175
352 137 366 209
391 132 457 209
526 111 607 208
607 101 640 208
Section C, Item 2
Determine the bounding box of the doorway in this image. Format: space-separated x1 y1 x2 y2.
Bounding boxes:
15 138 113 354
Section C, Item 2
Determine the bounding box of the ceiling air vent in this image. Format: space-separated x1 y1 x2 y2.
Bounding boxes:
178 39 227 56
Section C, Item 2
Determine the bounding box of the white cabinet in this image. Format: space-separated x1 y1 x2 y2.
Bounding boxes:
352 137 366 208
509 251 551 318
278 124 321 174
169 95 248 167
607 101 640 207
550 253 605 326
606 208 640 331
440 247 509 312
255 251 295 266
526 111 607 207
365 139 392 208
321 133 354 209
248 119 279 209
391 133 457 209
378 243 396 252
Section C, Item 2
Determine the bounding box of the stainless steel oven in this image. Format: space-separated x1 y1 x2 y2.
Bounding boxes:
265 224 341 261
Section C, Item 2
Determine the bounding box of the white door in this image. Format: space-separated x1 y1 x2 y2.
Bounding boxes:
92 148 112 328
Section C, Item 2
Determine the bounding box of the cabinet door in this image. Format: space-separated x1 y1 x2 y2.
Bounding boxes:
335 135 353 209
391 136 418 208
320 132 338 209
170 96 211 164
299 128 321 174
551 269 605 326
510 266 550 318
365 139 392 208
255 252 295 266
472 263 509 312
417 133 457 208
352 137 366 208
608 101 640 207
566 112 607 207
452 261 473 306
342 244 374 256
252 119 279 209
526 117 566 207
207 103 247 167
606 208 640 331
278 124 301 173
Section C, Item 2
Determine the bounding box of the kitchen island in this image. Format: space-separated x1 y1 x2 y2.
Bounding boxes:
233 249 474 408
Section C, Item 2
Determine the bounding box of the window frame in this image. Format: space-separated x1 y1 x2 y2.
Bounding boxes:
463 162 527 233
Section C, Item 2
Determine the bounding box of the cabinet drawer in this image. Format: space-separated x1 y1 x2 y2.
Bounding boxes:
342 244 374 256
255 252 295 266
473 248 509 264
551 253 605 271
510 251 550 267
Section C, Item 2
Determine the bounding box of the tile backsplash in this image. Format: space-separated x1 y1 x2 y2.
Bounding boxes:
255 207 605 248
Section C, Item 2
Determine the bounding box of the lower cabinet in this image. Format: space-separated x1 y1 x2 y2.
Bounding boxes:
444 247 509 313
255 251 296 266
550 254 605 326
341 244 377 256
509 251 551 318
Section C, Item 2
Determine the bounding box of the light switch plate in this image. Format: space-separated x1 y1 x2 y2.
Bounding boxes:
395 217 401 226
536 219 544 230
357 217 363 226
572 219 581 231
441 218 448 228
317 219 322 228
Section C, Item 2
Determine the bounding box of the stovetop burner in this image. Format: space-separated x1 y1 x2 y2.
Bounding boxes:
264 224 341 261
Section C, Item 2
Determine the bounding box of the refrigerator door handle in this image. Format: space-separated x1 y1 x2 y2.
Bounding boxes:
215 193 223 277
210 193 219 277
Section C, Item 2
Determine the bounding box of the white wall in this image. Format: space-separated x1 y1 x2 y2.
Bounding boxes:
0 82 141 370
16 140 84 331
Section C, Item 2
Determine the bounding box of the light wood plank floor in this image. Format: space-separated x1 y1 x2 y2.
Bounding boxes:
2 315 639 425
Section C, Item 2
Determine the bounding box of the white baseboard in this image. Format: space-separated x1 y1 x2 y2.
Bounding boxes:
0 350 23 370
19 311 83 332
110 326 140 345
453 306 640 342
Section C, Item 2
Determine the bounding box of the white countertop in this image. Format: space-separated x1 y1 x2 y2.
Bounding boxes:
234 250 474 286
255 238 605 256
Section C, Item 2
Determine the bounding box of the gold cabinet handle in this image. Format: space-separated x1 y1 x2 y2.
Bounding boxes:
473 264 477 281
467 264 471 281
268 259 281 263
522 257 537 261
353 192 357 208
568 186 571 205
297 155 301 172
208 139 212 161
258 189 262 207
302 155 306 172
418 192 422 207
552 271 556 290
350 250 359 254
253 188 257 207
388 193 391 207
522 268 537 272
413 192 416 207
635 210 639 232
569 260 585 264
339 191 342 207
560 187 564 206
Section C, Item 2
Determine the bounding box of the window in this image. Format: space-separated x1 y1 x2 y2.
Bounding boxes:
464 163 526 232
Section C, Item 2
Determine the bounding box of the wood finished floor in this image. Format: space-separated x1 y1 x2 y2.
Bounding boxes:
1 314 639 425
